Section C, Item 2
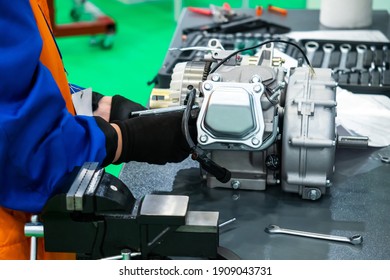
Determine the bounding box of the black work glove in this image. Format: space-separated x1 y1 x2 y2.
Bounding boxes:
113 111 196 165
92 91 146 122
110 95 146 121
91 91 105 111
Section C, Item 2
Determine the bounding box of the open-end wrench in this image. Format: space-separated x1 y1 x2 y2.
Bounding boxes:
304 41 319 64
378 154 390 163
352 44 368 72
321 43 335 68
335 43 352 73
265 224 363 245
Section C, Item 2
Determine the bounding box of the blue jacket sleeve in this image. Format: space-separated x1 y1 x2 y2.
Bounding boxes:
0 1 110 213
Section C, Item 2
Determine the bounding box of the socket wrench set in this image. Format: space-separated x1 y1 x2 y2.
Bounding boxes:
291 39 390 97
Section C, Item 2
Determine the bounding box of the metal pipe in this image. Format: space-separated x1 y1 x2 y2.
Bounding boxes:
24 215 43 260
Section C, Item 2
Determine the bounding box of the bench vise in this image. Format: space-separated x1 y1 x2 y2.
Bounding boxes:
40 162 219 259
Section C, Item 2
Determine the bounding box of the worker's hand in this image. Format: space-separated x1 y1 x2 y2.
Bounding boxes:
113 111 196 165
92 91 146 122
110 95 146 121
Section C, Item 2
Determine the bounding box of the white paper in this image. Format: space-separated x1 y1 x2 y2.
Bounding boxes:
71 87 93 116
336 87 390 147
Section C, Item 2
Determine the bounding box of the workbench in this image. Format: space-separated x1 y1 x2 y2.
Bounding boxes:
119 8 390 260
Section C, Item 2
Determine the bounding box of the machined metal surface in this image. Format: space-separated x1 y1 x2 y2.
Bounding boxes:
140 194 189 220
281 67 337 199
66 162 99 211
185 211 219 227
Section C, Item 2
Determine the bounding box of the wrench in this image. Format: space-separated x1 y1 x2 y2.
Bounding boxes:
378 154 390 163
335 43 352 72
304 41 319 64
352 44 368 72
321 43 335 68
265 224 363 245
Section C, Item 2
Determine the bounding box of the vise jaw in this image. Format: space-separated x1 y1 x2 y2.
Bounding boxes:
41 162 219 259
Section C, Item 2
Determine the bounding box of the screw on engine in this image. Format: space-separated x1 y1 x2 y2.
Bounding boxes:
250 75 262 83
265 154 280 171
231 180 241 190
211 74 221 82
307 189 321 200
199 135 208 143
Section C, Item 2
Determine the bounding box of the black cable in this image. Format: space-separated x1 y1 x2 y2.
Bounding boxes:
209 39 314 74
181 86 231 183
181 86 197 150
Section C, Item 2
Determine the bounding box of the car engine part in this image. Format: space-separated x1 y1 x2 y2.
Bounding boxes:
161 38 338 200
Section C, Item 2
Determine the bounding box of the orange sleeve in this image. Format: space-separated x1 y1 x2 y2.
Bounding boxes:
30 0 75 115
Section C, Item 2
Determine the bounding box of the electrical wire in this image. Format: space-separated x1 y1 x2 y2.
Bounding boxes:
181 86 197 151
209 39 315 75
181 86 231 183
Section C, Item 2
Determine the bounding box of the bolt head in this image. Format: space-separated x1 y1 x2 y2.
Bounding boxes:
199 135 208 143
211 74 221 82
204 83 212 91
253 84 262 93
251 137 260 146
250 75 261 83
308 189 321 200
309 190 317 200
231 180 241 189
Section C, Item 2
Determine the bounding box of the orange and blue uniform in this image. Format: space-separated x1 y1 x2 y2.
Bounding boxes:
0 0 108 259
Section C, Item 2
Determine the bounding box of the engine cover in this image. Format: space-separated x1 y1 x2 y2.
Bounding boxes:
197 81 266 150
281 67 337 200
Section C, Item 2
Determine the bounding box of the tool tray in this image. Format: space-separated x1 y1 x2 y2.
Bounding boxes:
290 39 390 97
158 32 390 98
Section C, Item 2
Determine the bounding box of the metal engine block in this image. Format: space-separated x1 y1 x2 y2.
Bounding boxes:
166 40 338 200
